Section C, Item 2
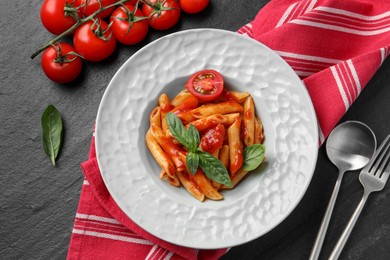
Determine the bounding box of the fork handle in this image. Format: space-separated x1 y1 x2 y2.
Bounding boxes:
329 190 370 260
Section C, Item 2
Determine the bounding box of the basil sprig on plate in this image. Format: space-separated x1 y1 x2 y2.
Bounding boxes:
166 112 232 187
41 105 63 166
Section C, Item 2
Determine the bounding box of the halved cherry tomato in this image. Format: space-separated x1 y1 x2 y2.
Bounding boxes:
185 70 224 101
41 42 82 84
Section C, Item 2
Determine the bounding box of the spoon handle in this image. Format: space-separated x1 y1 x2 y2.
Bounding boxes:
309 170 344 260
329 190 370 260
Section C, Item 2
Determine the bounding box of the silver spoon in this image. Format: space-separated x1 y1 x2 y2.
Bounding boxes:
309 121 376 260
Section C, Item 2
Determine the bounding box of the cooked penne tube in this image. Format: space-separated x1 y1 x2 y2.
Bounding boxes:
190 101 243 119
191 169 223 200
150 124 187 172
170 89 192 106
229 91 250 103
227 117 243 175
220 168 249 190
159 94 172 132
243 96 255 146
186 113 239 132
254 117 265 144
171 95 199 113
177 170 205 202
146 129 176 178
222 113 241 125
149 107 161 127
219 145 230 168
160 170 180 187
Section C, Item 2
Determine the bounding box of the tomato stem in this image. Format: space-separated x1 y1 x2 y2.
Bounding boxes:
30 0 129 59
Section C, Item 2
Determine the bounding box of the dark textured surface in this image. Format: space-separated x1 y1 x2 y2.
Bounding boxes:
1 0 389 259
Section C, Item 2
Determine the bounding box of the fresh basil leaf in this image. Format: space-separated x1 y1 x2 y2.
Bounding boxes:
186 151 199 175
165 112 196 150
243 144 265 171
187 124 200 152
198 151 232 187
41 105 63 166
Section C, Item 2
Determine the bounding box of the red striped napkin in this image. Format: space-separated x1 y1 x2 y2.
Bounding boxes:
67 0 390 259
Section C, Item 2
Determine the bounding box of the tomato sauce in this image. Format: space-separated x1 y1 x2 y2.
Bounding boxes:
199 123 225 154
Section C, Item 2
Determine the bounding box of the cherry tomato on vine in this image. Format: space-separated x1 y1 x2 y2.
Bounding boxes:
79 0 117 19
179 0 209 14
40 0 83 35
185 70 224 101
73 19 116 62
110 3 149 45
41 43 82 84
142 0 181 30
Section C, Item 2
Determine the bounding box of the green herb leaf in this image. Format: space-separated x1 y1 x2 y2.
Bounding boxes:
186 151 199 175
166 112 193 148
187 124 200 152
243 144 265 171
41 105 63 166
198 151 232 187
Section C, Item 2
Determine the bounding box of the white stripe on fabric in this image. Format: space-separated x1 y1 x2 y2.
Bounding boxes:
276 2 298 28
305 0 317 13
311 11 390 25
276 51 342 64
83 180 90 185
315 6 390 21
157 249 169 260
283 57 329 67
331 66 349 111
76 213 121 224
341 62 357 99
72 229 153 245
290 19 390 36
145 244 159 260
302 16 390 31
164 251 174 260
346 59 361 94
74 224 134 237
76 219 129 230
336 65 353 104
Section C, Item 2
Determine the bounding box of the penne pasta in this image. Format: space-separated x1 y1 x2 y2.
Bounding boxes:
243 96 255 146
170 89 192 106
177 170 205 202
220 168 249 190
190 101 243 120
160 170 180 187
227 117 243 175
191 169 223 200
159 94 173 132
146 129 176 178
150 123 187 172
254 117 265 144
149 106 161 127
146 70 266 202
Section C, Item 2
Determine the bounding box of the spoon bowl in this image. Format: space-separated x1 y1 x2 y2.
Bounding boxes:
309 120 376 260
326 121 377 172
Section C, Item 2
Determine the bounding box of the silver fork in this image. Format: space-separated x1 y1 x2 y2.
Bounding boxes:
329 135 390 260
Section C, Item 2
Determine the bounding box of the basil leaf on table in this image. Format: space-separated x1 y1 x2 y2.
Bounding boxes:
41 105 63 166
166 112 194 149
186 151 199 175
198 151 232 187
243 144 266 171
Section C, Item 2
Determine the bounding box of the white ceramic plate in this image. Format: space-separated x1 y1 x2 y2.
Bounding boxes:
95 29 318 249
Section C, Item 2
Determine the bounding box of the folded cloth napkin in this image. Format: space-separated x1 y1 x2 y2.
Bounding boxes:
67 0 390 259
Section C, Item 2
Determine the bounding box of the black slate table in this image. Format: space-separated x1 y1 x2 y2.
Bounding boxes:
1 0 390 259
